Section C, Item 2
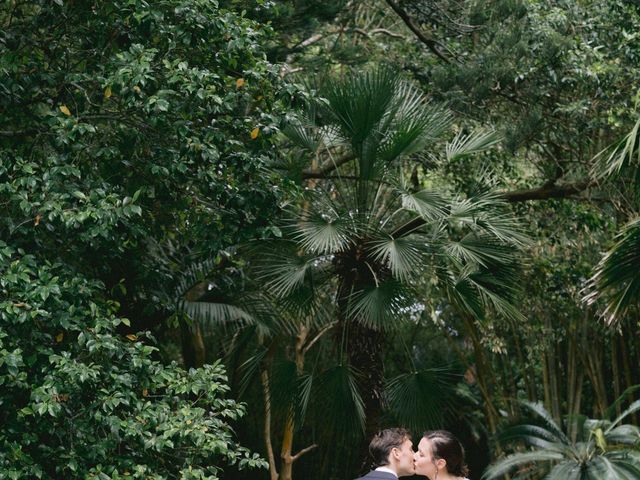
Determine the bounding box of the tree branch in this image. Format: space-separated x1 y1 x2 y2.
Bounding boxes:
0 129 37 137
353 28 405 40
390 179 596 237
261 368 278 480
384 0 454 63
301 153 356 179
499 180 594 202
304 321 338 355
291 444 318 462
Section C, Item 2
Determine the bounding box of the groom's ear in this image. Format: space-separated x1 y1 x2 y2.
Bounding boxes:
390 446 401 462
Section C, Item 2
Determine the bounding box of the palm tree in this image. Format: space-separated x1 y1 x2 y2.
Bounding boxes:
483 400 640 479
256 67 527 459
585 116 640 323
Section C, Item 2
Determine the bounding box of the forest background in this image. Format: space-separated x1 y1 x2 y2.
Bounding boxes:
3 0 640 479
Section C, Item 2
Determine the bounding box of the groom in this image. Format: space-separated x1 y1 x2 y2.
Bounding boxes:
355 428 415 479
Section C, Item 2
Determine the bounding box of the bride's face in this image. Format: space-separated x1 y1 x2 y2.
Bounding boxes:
414 438 439 479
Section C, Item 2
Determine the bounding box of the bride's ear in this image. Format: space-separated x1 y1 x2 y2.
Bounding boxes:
436 458 447 471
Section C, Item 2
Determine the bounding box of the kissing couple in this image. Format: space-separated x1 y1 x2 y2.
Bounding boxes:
355 428 470 480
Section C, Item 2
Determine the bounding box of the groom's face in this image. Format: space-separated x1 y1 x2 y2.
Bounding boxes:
394 438 415 476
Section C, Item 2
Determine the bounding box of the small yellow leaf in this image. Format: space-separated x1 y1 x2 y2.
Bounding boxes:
126 334 138 341
59 105 71 116
236 78 245 88
142 388 149 397
34 214 41 226
250 127 260 140
133 85 141 94
55 333 64 343
104 86 112 98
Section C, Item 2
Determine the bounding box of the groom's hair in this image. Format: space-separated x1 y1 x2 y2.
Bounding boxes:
369 428 411 467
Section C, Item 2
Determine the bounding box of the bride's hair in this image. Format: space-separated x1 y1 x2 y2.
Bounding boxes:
423 430 469 477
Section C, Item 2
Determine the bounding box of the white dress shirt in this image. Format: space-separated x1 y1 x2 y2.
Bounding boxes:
374 466 398 478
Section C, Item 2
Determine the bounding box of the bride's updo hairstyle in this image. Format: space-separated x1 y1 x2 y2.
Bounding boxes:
423 430 469 477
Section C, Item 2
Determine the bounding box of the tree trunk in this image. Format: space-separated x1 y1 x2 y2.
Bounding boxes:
611 332 622 417
619 328 638 424
261 367 278 480
462 316 500 436
345 320 385 471
180 320 206 368
277 324 317 480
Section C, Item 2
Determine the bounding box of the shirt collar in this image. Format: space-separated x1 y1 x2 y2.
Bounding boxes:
374 466 398 478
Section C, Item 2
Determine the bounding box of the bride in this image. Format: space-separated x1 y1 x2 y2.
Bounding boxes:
414 430 470 480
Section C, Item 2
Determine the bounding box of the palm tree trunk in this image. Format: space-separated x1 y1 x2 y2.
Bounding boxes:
346 320 385 469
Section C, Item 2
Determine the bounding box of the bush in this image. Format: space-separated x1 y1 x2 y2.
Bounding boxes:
0 243 266 479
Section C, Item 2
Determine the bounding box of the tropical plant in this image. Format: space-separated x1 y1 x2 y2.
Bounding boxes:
152 251 334 480
1 1 288 477
0 245 267 479
255 67 527 461
483 400 640 480
585 116 640 324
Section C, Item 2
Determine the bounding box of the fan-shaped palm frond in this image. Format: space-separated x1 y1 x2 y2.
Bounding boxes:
445 261 525 323
384 367 459 433
252 242 322 299
313 364 366 438
444 235 517 269
593 115 640 180
399 188 449 222
269 359 313 428
346 279 415 330
283 116 323 153
294 214 352 255
366 235 426 282
181 300 255 326
449 193 529 247
238 345 268 397
323 67 399 157
378 93 452 164
445 129 502 162
584 218 640 324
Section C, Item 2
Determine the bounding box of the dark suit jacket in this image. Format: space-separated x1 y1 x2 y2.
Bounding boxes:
355 471 398 480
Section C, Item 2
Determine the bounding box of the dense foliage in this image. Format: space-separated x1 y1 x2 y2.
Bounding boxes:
4 0 640 479
0 245 266 478
1 0 288 478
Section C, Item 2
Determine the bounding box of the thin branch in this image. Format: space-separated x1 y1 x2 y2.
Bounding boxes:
301 153 356 179
0 129 38 137
353 28 405 39
293 27 404 52
500 180 594 202
291 444 318 462
384 0 455 63
297 33 324 49
304 321 338 355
